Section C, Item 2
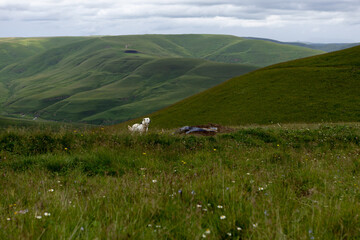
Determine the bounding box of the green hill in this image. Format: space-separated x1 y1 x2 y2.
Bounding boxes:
0 115 89 129
244 37 360 52
0 37 89 70
0 34 323 124
146 46 360 128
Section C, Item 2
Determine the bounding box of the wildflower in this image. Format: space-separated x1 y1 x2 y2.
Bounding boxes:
217 205 223 209
213 148 216 151
18 209 28 214
156 225 161 228
35 215 42 219
258 187 264 191
14 211 18 215
205 229 211 234
143 152 146 155
64 147 68 150
220 215 226 220
246 173 250 175
197 204 202 208
202 208 208 212
264 210 268 216
252 223 258 228
237 227 242 231
80 227 84 231
152 180 157 183
48 189 54 192
277 144 280 147
308 229 315 240
182 160 187 164
148 224 152 227
227 233 232 236
202 234 206 238
6 218 11 221
44 212 51 216
191 190 196 195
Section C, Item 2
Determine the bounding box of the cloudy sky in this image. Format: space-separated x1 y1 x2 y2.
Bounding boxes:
1 0 360 43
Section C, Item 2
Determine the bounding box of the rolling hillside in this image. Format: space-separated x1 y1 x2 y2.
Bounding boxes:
245 37 360 52
146 45 360 128
0 37 89 70
0 34 324 124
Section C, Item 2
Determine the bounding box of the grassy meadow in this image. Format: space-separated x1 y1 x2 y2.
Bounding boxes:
1 123 360 239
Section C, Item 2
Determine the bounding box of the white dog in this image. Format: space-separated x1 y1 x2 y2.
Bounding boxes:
128 117 151 133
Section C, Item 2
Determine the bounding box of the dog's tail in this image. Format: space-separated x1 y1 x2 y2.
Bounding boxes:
128 125 132 131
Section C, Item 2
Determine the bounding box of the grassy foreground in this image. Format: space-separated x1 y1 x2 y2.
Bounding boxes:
1 124 360 239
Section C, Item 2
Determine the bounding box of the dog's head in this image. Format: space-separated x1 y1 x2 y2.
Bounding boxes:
142 117 151 125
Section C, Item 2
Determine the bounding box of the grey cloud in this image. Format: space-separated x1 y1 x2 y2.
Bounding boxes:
0 3 30 11
0 0 359 42
2 0 359 23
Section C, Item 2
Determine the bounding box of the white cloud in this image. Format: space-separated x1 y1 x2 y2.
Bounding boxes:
0 0 359 42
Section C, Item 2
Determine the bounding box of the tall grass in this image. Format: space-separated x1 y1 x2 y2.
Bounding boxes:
1 124 360 239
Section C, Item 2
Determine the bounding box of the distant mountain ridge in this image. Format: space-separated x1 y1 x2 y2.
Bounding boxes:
0 34 324 124
244 37 360 52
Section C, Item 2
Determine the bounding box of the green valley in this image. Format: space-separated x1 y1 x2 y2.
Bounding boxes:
0 34 323 124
